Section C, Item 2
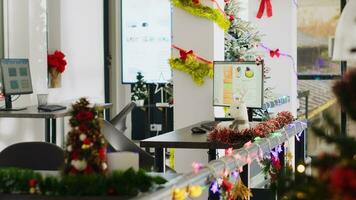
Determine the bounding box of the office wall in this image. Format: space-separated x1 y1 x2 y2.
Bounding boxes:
0 0 105 150
173 0 225 173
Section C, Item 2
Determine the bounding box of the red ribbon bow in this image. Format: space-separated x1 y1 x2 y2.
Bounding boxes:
269 49 280 58
256 0 273 19
179 50 194 61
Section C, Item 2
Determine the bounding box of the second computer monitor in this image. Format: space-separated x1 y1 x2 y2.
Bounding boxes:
213 61 264 109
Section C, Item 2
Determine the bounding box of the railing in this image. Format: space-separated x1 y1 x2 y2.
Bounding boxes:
134 120 307 200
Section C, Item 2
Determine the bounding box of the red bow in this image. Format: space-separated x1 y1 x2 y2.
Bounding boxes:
192 0 200 4
256 0 273 19
270 49 280 58
179 50 194 61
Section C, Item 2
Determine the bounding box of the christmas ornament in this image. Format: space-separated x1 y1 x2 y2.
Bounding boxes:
169 45 213 85
256 0 273 19
188 185 203 198
64 98 108 175
232 177 252 200
171 0 230 31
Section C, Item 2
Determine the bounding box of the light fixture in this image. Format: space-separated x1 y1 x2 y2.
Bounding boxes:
333 0 356 61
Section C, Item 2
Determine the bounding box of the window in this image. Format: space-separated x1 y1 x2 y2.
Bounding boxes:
297 0 341 76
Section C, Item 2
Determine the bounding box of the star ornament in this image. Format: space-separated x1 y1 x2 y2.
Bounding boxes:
210 181 219 194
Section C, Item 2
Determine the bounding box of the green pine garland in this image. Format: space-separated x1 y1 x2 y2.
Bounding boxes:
171 0 230 32
169 55 213 85
0 168 166 196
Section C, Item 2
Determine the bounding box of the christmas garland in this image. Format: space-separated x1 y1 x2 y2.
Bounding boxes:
0 168 166 196
171 0 230 32
208 111 294 145
169 47 213 85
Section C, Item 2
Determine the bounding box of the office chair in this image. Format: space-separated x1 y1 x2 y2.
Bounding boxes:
102 120 154 171
0 142 64 170
110 102 136 133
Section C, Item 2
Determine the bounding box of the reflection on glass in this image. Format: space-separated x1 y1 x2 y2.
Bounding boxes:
297 0 341 75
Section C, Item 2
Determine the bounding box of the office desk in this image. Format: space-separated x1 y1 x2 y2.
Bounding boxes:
0 103 112 145
140 121 306 172
140 121 247 172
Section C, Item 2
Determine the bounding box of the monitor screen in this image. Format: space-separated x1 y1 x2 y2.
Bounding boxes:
0 59 33 95
121 0 172 83
213 61 263 109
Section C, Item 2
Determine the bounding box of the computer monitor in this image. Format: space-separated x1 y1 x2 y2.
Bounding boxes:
213 61 264 109
0 59 33 110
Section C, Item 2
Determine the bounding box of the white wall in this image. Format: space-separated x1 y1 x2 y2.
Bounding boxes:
248 0 298 115
0 0 105 150
173 0 225 173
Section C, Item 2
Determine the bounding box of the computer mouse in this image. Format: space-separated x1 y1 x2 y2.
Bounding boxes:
191 127 207 134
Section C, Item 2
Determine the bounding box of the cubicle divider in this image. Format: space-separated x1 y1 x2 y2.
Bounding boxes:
134 120 307 200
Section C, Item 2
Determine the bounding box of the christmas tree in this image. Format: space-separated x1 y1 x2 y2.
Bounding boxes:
63 98 108 175
224 0 261 61
274 69 356 200
131 72 148 102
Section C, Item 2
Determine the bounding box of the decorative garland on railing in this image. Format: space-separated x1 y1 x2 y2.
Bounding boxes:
208 111 294 145
169 45 213 85
171 0 230 31
0 168 166 196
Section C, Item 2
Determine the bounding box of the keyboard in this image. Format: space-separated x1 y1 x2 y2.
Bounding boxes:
38 105 67 112
200 121 220 131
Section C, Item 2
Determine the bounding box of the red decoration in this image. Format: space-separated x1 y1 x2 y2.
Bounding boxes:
47 50 67 73
28 179 37 188
269 49 280 58
71 151 80 160
83 138 91 145
76 111 94 122
256 0 273 19
84 165 93 174
98 148 106 160
229 15 235 22
172 45 213 64
192 0 200 4
222 179 234 192
329 166 356 198
78 124 88 132
208 111 294 145
179 49 194 61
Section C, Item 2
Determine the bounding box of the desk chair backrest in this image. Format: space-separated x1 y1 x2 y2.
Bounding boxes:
110 102 136 133
0 142 64 170
102 120 154 170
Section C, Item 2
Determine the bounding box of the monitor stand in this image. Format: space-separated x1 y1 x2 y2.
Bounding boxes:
0 95 26 111
247 108 253 122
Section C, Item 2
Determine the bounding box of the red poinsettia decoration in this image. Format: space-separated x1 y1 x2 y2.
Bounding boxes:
48 50 67 73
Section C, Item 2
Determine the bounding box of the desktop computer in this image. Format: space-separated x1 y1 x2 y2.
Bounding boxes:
201 61 264 131
0 58 66 112
0 59 33 111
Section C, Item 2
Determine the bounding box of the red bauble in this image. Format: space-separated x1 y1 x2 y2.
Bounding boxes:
83 138 91 145
98 148 106 160
229 15 235 22
76 111 94 122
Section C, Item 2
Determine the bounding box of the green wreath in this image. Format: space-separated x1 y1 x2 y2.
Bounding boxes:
171 0 230 32
169 55 213 85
